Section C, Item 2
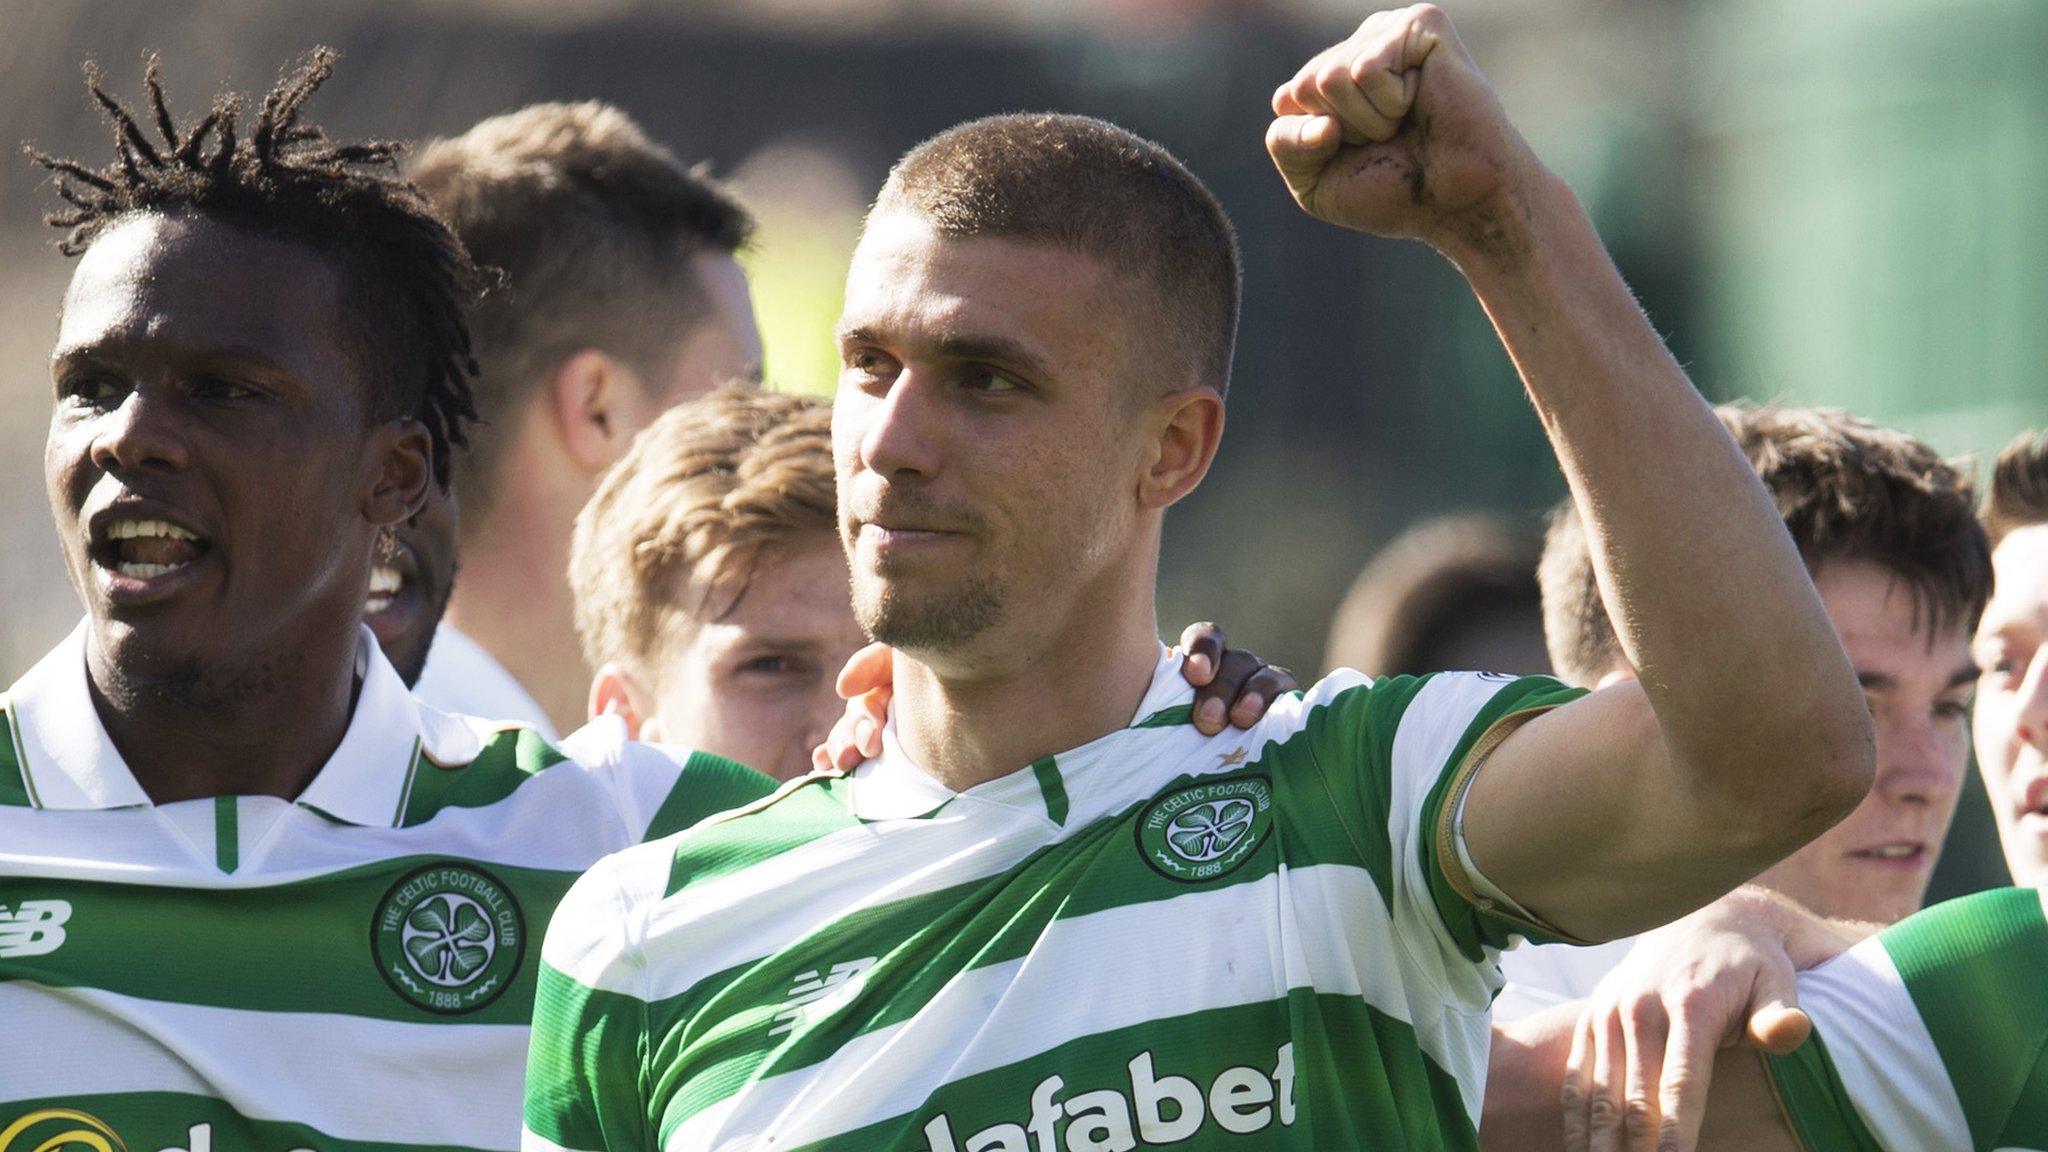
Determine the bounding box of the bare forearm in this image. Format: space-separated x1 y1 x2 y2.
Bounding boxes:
1482 1009 1575 1152
1448 174 1868 825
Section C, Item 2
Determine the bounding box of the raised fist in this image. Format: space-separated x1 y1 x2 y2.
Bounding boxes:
1266 5 1543 253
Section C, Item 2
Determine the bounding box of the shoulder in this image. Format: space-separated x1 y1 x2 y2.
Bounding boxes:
1780 888 2048 1152
1252 669 1582 775
539 842 669 997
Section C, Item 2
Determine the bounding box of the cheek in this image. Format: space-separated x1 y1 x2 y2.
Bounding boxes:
1974 701 2019 782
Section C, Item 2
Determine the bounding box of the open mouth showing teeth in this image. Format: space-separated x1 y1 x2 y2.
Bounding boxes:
1855 844 1922 861
97 518 209 580
366 564 404 616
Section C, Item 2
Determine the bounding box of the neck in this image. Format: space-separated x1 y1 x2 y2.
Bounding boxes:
443 474 590 733
89 623 360 805
890 578 1166 793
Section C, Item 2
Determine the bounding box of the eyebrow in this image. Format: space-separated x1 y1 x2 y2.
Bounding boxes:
52 339 297 378
1855 664 1982 692
837 325 1052 379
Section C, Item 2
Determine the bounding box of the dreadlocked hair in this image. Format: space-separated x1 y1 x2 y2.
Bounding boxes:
27 49 480 487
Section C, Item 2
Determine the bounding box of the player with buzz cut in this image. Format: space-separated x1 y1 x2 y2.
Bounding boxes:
0 54 783 1151
521 6 1874 1150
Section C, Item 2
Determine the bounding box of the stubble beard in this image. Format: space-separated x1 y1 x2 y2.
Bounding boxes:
853 568 1007 654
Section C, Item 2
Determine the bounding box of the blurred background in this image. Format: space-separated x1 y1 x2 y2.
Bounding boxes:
0 0 2034 894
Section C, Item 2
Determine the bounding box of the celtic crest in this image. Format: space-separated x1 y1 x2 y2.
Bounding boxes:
1166 799 1257 862
401 892 498 986
372 863 524 1014
1136 774 1274 882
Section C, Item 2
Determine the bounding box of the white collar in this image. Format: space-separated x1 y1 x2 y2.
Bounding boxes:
850 644 1192 822
6 619 433 826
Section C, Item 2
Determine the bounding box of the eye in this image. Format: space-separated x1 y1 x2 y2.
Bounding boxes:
190 376 258 402
962 365 1023 395
1980 645 2031 691
1934 698 1973 722
58 373 125 408
738 654 793 675
845 348 897 379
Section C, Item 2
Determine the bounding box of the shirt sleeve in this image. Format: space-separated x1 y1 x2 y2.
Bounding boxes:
523 856 656 1152
1301 670 1588 964
1766 886 2048 1152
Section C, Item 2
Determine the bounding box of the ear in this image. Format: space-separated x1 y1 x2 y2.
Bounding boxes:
1136 387 1226 511
547 349 642 473
363 418 433 528
589 661 655 741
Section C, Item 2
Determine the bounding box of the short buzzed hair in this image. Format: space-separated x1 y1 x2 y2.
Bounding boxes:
873 113 1240 397
411 102 754 517
1984 430 2048 549
570 385 834 681
1541 404 1991 687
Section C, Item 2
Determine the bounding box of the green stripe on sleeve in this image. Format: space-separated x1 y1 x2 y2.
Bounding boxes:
1764 1032 1886 1152
642 751 778 842
1415 676 1586 956
524 961 652 1151
1881 887 2048 1148
1999 1055 2048 1149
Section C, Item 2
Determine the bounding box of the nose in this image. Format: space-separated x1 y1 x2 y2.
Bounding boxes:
2017 646 2048 755
1872 716 1959 808
89 385 189 475
855 368 943 482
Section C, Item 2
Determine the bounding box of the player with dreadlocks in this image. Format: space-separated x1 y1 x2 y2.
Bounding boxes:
0 52 783 1150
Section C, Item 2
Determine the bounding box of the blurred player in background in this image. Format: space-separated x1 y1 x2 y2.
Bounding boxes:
1323 511 1548 678
1971 430 2048 891
569 385 859 781
1494 404 1989 1022
400 102 762 735
0 54 782 1148
522 5 1874 1146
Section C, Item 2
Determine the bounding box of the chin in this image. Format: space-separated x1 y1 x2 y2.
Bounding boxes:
854 576 1005 654
88 618 207 687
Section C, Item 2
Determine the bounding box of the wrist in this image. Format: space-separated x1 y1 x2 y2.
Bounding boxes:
1432 163 1576 284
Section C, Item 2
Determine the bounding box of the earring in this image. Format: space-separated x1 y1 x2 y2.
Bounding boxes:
375 526 398 564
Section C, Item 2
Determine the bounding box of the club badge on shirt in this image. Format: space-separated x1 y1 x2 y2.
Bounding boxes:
371 862 525 1015
1135 774 1275 883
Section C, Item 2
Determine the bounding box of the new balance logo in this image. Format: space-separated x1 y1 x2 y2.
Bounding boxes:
0 900 71 959
770 957 876 1036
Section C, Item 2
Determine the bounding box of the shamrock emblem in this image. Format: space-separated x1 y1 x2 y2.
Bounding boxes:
400 892 497 987
1166 798 1256 862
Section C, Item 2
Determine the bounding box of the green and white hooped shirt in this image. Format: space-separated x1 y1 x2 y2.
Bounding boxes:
1766 886 2048 1152
522 649 1585 1151
0 621 775 1152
